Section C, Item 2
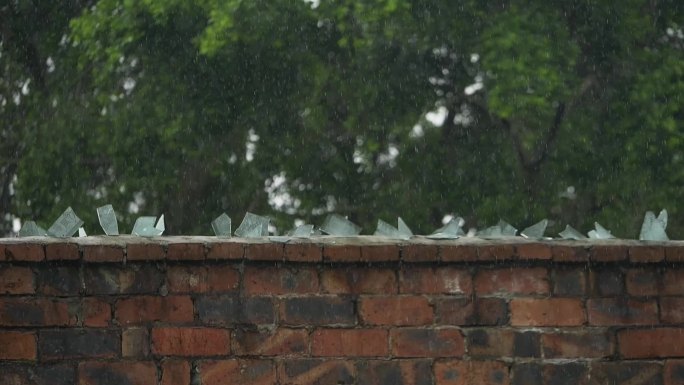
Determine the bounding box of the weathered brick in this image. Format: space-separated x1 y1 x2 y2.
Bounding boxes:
440 245 478 262
435 298 474 326
552 268 586 296
402 244 439 262
5 243 44 261
511 363 542 385
510 298 585 326
152 327 230 356
82 297 111 327
478 244 515 261
78 361 157 385
618 328 684 358
0 331 36 360
206 242 243 260
475 268 549 295
589 269 624 296
116 295 194 325
122 328 150 358
587 298 657 325
434 360 509 385
0 364 75 385
551 245 589 262
361 245 400 262
663 270 684 295
321 268 397 294
197 295 275 325
284 243 322 262
626 268 661 296
244 266 318 295
516 243 552 260
45 242 79 260
36 266 80 296
167 265 239 294
0 266 34 294
278 359 355 385
665 360 684 385
666 247 684 262
82 244 124 262
400 267 471 295
323 245 361 262
543 364 588 385
359 296 433 326
281 296 355 326
0 298 76 326
167 242 205 260
541 331 613 358
589 362 662 385
356 360 432 385
467 329 540 358
39 329 119 360
84 265 163 295
477 298 509 325
312 329 387 357
391 328 464 358
661 297 684 324
234 328 308 356
245 243 284 261
199 359 276 385
590 245 628 262
126 242 166 260
161 360 191 385
629 245 665 263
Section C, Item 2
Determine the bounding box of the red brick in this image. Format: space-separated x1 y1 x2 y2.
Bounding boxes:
440 245 478 262
359 296 433 326
435 360 509 385
618 328 684 358
82 297 111 327
551 245 589 262
400 267 471 294
284 243 322 262
516 243 552 260
83 244 124 262
590 245 628 262
587 298 657 325
0 331 36 360
665 360 684 385
666 247 684 262
552 269 586 296
392 328 464 358
244 266 318 295
475 268 549 295
162 360 191 385
323 245 361 262
207 242 243 260
45 242 79 260
466 329 539 358
0 298 76 326
589 362 662 385
122 327 150 358
167 242 205 260
312 329 388 357
127 243 165 260
403 244 440 262
152 327 230 356
629 245 665 263
541 331 613 358
663 270 684 295
321 268 397 294
5 243 44 261
116 296 194 325
0 266 34 294
233 328 308 356
0 243 5 261
510 298 585 326
278 359 355 385
625 269 660 296
361 245 400 262
167 265 239 293
661 298 684 324
40 329 119 360
79 362 157 385
280 297 354 326
199 359 276 385
356 360 432 385
478 244 515 261
245 243 284 261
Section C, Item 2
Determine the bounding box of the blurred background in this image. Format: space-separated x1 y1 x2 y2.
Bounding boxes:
1 0 683 237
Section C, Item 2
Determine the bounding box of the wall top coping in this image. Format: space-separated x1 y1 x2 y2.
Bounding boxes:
0 235 682 263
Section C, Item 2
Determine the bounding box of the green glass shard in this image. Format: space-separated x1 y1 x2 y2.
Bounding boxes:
639 209 668 241
211 213 232 237
132 216 163 237
374 217 412 240
427 217 464 239
155 214 165 233
320 214 361 236
269 236 291 243
559 225 587 240
477 219 517 238
397 217 412 237
521 219 548 239
286 224 314 237
97 204 119 235
47 207 84 238
498 219 518 236
588 222 615 239
235 212 269 237
78 227 87 237
18 221 48 237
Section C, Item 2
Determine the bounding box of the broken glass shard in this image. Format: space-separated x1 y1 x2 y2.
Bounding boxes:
78 227 87 237
211 213 232 237
587 222 615 239
639 209 668 241
320 214 361 236
374 217 413 240
498 219 518 236
97 204 119 235
521 219 548 239
18 221 48 237
427 217 465 239
559 225 587 240
47 207 84 238
397 217 412 237
477 219 517 238
131 216 164 237
286 224 314 237
235 212 269 237
155 214 165 233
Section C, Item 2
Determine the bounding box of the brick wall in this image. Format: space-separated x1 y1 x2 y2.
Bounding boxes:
0 236 683 385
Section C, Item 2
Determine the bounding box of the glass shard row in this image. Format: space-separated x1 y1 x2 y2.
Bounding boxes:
639 209 668 241
131 216 164 237
320 214 361 236
211 213 232 237
47 207 84 238
374 217 413 240
427 217 464 239
235 212 269 237
588 222 615 239
559 225 587 240
18 221 48 237
97 204 119 235
521 219 548 239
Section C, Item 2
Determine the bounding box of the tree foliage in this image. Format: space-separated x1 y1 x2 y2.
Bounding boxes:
2 0 684 237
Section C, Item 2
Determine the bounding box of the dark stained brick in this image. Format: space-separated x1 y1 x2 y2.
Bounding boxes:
37 266 81 296
281 297 355 326
0 364 75 385
196 295 275 325
84 265 163 295
39 329 119 360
